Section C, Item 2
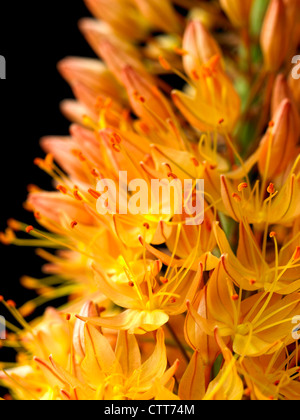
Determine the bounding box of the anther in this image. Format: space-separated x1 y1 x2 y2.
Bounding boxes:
238 182 248 192
269 231 277 238
70 221 78 229
7 300 16 308
231 294 239 301
56 185 68 194
88 188 101 199
160 277 169 284
293 246 300 261
232 193 241 203
159 55 171 71
191 157 199 167
73 190 83 201
267 183 275 194
26 226 34 234
143 223 150 230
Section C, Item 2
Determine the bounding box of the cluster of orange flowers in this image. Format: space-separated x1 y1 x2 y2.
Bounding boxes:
0 0 300 400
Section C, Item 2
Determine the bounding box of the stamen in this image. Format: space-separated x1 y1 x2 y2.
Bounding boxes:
88 188 101 199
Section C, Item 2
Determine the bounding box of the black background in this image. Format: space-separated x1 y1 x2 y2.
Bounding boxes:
0 1 95 385
0 1 94 305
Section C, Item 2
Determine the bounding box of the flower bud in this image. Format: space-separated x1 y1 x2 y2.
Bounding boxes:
271 74 300 132
260 0 288 72
258 99 299 178
182 20 223 78
283 0 300 57
219 0 254 28
288 72 300 113
73 301 101 359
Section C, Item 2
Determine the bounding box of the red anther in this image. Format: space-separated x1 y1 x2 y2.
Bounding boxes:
267 183 275 194
293 246 300 261
26 226 34 234
269 121 275 128
238 182 248 192
91 169 100 178
34 211 41 220
65 314 71 321
159 55 171 71
128 281 134 288
57 185 68 194
72 149 86 162
232 193 241 203
170 297 177 304
191 157 199 167
218 118 225 125
112 133 122 144
168 172 178 179
160 277 169 284
249 279 256 286
274 380 280 386
269 231 277 238
7 300 16 308
143 223 150 230
73 190 83 201
231 294 239 301
0 296 4 302
33 158 43 166
139 96 146 103
191 69 199 80
70 221 78 229
88 188 101 200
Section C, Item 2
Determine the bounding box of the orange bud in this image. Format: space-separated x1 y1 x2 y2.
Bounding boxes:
258 99 299 178
219 0 254 28
182 20 222 77
271 74 300 132
73 301 101 359
260 0 288 72
288 72 300 114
